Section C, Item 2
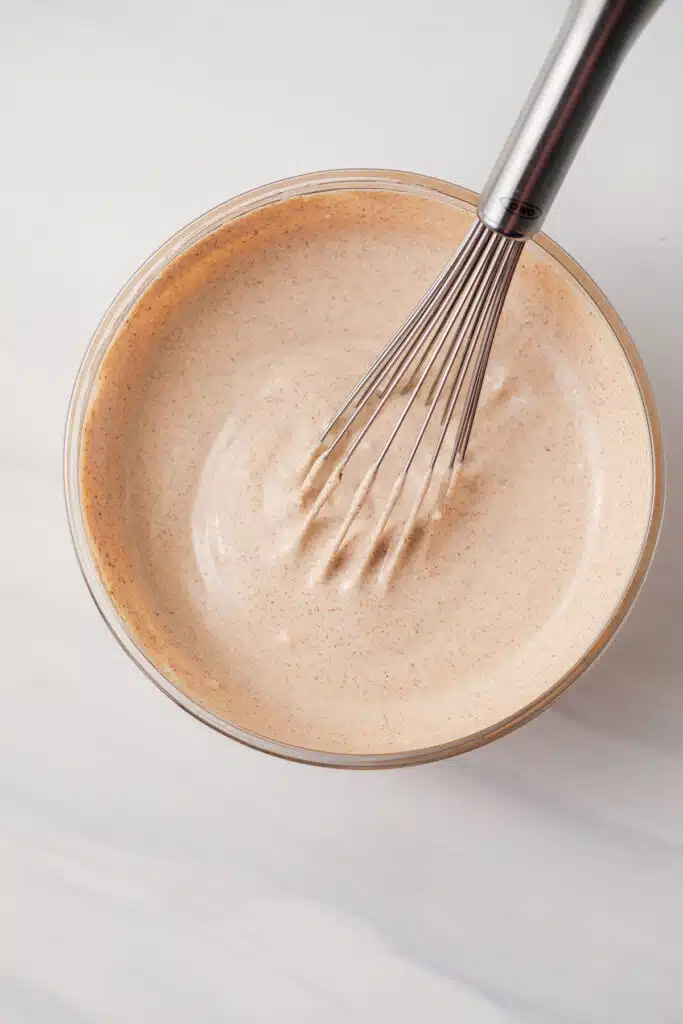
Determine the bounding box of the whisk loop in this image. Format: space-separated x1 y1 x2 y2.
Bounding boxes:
298 218 523 582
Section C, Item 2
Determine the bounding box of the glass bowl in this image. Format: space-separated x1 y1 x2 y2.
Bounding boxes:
64 169 664 768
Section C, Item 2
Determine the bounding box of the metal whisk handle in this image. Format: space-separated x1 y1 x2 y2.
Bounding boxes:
479 0 664 239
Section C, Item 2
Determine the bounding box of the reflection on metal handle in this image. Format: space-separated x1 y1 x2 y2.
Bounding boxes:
478 0 665 239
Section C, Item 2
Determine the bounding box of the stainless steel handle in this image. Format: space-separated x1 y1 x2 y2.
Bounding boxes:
478 0 664 239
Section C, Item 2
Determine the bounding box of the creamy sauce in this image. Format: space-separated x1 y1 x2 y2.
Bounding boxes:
81 188 653 754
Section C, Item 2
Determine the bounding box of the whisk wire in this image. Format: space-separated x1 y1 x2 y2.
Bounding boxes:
375 235 522 585
314 227 501 567
301 220 489 482
450 239 522 469
300 218 524 581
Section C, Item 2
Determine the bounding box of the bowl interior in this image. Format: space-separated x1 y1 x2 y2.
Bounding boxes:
65 170 663 767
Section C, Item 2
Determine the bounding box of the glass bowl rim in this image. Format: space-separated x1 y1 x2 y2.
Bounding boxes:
63 167 665 769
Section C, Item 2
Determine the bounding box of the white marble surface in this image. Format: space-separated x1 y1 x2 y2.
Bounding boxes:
2 0 682 1019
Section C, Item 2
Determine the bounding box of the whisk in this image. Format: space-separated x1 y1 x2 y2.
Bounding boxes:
301 0 663 583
